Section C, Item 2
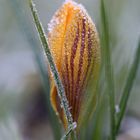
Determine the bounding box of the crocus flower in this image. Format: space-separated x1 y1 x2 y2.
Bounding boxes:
48 0 100 129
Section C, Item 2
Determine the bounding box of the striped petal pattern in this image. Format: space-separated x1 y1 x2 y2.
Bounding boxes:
48 0 100 129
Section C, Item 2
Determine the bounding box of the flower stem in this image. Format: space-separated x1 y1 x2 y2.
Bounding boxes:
29 0 77 139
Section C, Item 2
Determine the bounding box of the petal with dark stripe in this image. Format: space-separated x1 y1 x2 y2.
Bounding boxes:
48 0 100 130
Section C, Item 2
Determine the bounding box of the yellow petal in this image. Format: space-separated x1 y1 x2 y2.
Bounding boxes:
48 0 100 129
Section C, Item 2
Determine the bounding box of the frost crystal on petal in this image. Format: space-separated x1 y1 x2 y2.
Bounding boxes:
48 0 100 129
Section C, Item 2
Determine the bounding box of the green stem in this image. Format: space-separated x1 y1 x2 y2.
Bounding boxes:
61 122 77 140
71 131 77 140
115 39 140 134
29 0 77 139
100 0 116 139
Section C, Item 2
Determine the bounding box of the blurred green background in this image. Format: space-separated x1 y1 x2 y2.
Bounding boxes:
0 0 140 140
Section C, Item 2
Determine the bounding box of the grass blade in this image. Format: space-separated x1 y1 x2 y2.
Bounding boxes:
100 0 116 139
29 0 77 139
115 39 140 134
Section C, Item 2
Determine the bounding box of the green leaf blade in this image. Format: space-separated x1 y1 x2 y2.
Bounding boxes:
100 0 116 139
116 39 140 134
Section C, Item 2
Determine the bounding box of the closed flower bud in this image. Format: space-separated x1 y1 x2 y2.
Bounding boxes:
48 0 100 129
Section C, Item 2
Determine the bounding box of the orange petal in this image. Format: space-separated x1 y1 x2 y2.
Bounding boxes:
48 0 100 129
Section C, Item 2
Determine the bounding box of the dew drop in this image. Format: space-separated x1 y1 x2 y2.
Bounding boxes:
60 103 63 108
72 122 77 129
115 105 120 114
